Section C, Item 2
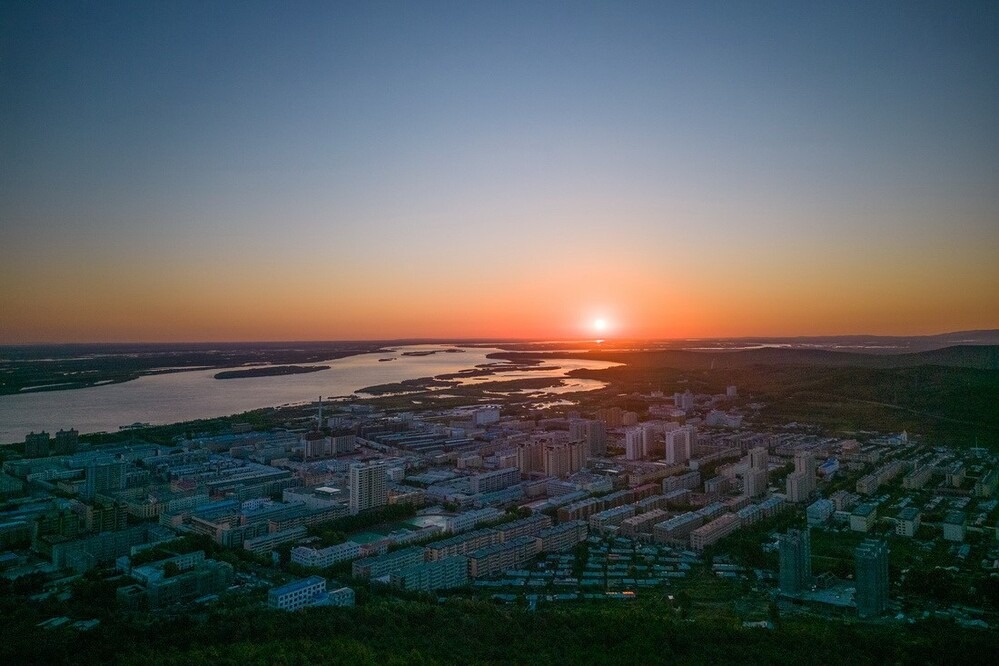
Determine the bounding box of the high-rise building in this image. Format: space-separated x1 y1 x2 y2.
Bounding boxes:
854 539 889 618
54 429 79 455
748 447 768 471
596 407 623 428
586 420 607 457
517 440 544 475
543 441 585 478
778 528 812 595
625 427 644 460
744 446 769 498
785 472 809 503
665 426 695 465
674 390 694 411
349 462 388 515
84 458 126 500
794 452 816 492
25 431 51 458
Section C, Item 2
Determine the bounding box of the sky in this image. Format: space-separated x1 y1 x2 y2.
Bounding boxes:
2 1 998 343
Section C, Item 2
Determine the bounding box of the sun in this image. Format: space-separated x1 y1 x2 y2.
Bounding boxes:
593 318 608 332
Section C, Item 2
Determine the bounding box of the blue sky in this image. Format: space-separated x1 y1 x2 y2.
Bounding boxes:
2 1 997 341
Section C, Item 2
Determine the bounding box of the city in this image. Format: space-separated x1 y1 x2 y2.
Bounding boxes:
2 1 997 663
2 341 997 661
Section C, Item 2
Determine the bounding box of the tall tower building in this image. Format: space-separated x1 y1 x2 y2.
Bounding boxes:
25 431 51 458
349 462 388 515
517 439 545 475
854 539 889 618
586 420 607 457
794 452 816 492
778 528 812 595
665 426 694 465
674 390 694 411
744 446 769 498
625 427 644 460
54 429 79 455
84 458 126 500
749 447 768 471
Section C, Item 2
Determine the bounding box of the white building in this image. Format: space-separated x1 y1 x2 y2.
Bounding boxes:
665 426 694 465
268 576 326 611
349 462 388 515
625 427 645 460
290 541 362 569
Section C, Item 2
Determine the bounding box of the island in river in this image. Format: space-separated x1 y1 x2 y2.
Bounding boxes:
213 365 330 380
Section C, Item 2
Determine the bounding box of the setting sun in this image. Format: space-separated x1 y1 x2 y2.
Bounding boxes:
594 318 608 332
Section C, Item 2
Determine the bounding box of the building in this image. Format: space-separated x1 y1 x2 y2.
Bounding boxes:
854 540 889 618
895 507 920 537
492 514 552 541
242 526 308 556
443 508 503 534
664 426 695 465
942 511 966 542
974 467 998 497
311 586 355 608
690 513 742 551
53 429 79 455
743 447 769 498
585 420 607 457
25 432 51 458
849 503 877 533
390 555 469 592
534 521 588 552
597 407 624 427
786 452 816 503
516 440 544 475
589 505 636 532
83 458 126 500
663 471 700 493
778 529 812 595
469 467 520 494
118 553 234 609
425 528 501 561
267 576 327 611
352 546 425 579
543 440 586 478
472 406 501 426
349 462 388 515
653 512 703 544
674 391 694 411
291 541 362 569
625 427 645 460
467 535 541 578
785 473 810 503
806 499 835 526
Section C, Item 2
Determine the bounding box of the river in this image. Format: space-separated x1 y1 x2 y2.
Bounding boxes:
0 345 619 442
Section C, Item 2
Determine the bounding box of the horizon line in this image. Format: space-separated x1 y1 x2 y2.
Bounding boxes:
2 328 998 347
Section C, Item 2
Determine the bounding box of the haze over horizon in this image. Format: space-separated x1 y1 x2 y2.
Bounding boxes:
2 1 998 344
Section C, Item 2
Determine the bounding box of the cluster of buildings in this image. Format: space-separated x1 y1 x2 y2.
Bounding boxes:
3 380 997 625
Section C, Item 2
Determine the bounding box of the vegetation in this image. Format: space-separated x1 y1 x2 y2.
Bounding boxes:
1 589 994 665
0 341 387 396
213 365 330 380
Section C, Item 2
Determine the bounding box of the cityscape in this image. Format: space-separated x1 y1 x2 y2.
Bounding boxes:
1 338 998 662
2 2 998 664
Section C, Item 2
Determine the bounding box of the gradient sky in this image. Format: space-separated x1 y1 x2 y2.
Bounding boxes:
2 1 997 343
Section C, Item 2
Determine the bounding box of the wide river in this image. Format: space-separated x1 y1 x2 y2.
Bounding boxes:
0 345 619 442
